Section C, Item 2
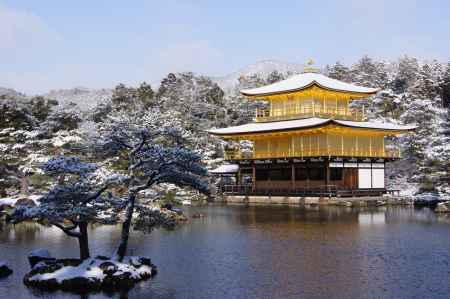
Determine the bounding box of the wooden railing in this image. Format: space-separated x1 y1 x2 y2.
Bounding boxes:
255 105 364 122
224 147 401 160
221 184 386 197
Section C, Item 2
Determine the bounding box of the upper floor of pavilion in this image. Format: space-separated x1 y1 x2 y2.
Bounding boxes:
241 71 379 123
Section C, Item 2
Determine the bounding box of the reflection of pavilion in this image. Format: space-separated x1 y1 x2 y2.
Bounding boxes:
228 205 388 298
358 211 386 225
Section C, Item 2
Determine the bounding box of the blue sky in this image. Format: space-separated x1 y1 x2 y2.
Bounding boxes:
1 0 449 94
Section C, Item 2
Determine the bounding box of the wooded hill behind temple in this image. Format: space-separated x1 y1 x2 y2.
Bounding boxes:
1 55 450 201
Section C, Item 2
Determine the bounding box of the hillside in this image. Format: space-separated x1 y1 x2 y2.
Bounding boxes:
43 87 113 111
213 59 304 95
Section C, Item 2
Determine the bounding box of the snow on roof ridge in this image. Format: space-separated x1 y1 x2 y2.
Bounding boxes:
334 119 417 131
207 118 329 135
241 72 379 96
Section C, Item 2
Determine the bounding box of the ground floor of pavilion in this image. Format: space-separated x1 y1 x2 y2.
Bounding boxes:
213 157 395 197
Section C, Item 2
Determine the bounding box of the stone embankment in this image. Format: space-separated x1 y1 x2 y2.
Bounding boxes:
223 195 412 207
435 201 450 213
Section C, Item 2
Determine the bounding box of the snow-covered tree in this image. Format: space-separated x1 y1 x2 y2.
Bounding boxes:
93 108 209 261
350 55 389 89
266 70 285 84
0 100 85 197
392 55 420 93
110 82 155 111
11 156 123 260
42 102 82 133
326 62 353 82
156 72 226 128
441 62 450 107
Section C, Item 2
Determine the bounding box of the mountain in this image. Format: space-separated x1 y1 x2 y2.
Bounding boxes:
0 87 27 100
2 60 304 108
213 60 304 95
43 87 113 111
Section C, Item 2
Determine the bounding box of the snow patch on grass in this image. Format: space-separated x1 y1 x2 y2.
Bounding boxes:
0 194 42 206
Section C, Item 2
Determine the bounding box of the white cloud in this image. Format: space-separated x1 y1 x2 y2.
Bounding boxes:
0 4 57 51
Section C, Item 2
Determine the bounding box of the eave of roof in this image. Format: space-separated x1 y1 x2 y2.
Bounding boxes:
207 118 416 136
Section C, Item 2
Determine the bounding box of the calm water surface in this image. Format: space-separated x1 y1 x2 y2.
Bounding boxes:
0 204 449 299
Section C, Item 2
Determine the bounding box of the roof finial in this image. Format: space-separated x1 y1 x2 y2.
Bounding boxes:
303 59 320 73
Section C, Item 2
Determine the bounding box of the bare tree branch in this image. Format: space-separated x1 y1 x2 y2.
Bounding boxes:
51 222 82 238
81 185 109 206
130 131 147 156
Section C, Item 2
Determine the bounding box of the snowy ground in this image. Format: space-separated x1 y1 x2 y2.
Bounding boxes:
0 195 42 206
24 255 155 292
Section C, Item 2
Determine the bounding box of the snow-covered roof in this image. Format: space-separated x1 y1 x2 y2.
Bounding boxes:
210 164 239 174
208 118 416 136
333 120 417 131
208 118 328 135
241 72 379 97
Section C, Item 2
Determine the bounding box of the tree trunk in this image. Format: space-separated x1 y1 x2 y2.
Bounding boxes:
78 222 90 260
57 174 65 185
115 193 136 262
20 176 29 196
0 185 6 198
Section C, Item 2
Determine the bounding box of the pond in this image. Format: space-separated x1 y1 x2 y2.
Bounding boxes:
0 204 449 299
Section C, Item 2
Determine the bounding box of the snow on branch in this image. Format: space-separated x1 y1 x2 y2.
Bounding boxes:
42 156 97 176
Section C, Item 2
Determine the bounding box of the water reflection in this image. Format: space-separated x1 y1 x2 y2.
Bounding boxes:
359 211 386 225
0 205 449 299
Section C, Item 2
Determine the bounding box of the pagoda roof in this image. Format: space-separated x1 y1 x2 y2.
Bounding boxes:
240 72 379 97
208 118 416 136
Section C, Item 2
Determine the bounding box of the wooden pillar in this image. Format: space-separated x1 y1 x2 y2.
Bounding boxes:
312 100 315 117
325 159 330 187
291 163 295 190
326 134 330 157
322 90 325 114
356 135 359 156
252 164 256 192
306 163 310 189
335 96 338 116
346 98 349 116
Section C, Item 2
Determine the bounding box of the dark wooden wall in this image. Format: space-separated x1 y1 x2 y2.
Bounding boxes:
252 163 359 191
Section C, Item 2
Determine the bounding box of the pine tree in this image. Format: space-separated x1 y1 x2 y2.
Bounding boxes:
11 156 124 260
440 62 450 107
93 108 209 261
266 71 285 84
392 55 420 93
351 55 388 88
326 62 352 82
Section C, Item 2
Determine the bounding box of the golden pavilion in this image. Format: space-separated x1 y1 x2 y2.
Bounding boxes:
208 66 415 197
